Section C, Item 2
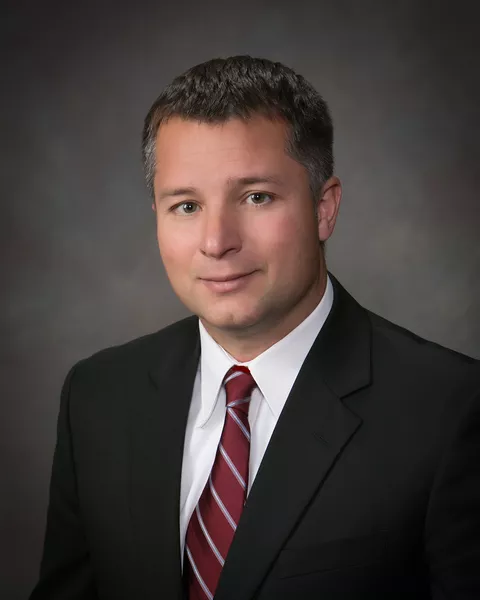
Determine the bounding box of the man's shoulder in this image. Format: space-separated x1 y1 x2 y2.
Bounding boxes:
72 314 198 380
331 273 479 375
365 308 480 384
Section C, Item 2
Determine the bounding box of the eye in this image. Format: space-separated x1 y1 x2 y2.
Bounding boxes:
246 192 273 206
172 201 199 215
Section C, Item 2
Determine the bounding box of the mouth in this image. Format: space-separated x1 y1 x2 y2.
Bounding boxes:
199 271 256 293
201 272 254 283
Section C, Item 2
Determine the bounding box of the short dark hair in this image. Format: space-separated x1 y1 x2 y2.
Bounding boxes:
142 55 334 200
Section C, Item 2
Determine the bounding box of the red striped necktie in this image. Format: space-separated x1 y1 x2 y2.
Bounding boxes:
184 365 257 599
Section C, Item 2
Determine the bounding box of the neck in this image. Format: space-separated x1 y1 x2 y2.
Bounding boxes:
201 269 328 363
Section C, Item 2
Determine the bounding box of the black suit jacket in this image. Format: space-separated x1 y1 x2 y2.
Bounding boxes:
30 275 480 599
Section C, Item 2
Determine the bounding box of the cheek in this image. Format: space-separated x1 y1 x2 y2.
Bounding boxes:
156 225 194 275
263 219 319 288
254 212 314 261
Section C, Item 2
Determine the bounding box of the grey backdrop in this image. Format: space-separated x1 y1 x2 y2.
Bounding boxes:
1 1 479 598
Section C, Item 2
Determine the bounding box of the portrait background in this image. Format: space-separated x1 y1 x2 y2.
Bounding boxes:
1 1 479 597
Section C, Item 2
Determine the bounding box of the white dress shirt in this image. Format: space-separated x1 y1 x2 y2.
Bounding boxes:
179 276 334 560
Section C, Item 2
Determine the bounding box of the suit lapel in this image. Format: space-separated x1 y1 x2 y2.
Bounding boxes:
214 275 372 600
130 316 200 600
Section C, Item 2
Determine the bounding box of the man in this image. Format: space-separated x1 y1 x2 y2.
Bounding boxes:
31 56 480 599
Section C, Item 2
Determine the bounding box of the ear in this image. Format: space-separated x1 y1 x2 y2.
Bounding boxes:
151 202 156 212
316 176 342 243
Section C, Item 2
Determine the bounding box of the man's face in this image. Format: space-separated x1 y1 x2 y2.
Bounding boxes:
153 115 338 341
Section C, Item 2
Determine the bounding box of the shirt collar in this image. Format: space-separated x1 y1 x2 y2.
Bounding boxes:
197 275 334 426
197 322 236 427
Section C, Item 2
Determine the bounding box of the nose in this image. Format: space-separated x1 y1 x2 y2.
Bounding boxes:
200 206 242 259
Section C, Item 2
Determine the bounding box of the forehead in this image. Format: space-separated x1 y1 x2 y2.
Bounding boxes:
153 116 297 183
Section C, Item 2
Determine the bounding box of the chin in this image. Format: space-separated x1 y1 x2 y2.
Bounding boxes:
199 306 263 333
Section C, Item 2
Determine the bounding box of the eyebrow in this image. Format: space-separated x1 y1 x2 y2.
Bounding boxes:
157 187 196 201
228 175 284 187
156 175 284 202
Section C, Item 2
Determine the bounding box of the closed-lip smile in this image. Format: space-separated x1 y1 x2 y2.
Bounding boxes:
201 272 253 282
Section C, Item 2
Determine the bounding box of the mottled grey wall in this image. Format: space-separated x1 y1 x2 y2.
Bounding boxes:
1 0 479 597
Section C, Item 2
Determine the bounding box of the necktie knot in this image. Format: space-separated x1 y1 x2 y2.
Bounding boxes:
224 366 256 415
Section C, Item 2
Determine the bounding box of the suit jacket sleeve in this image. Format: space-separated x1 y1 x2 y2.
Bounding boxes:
426 381 480 598
30 362 98 600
